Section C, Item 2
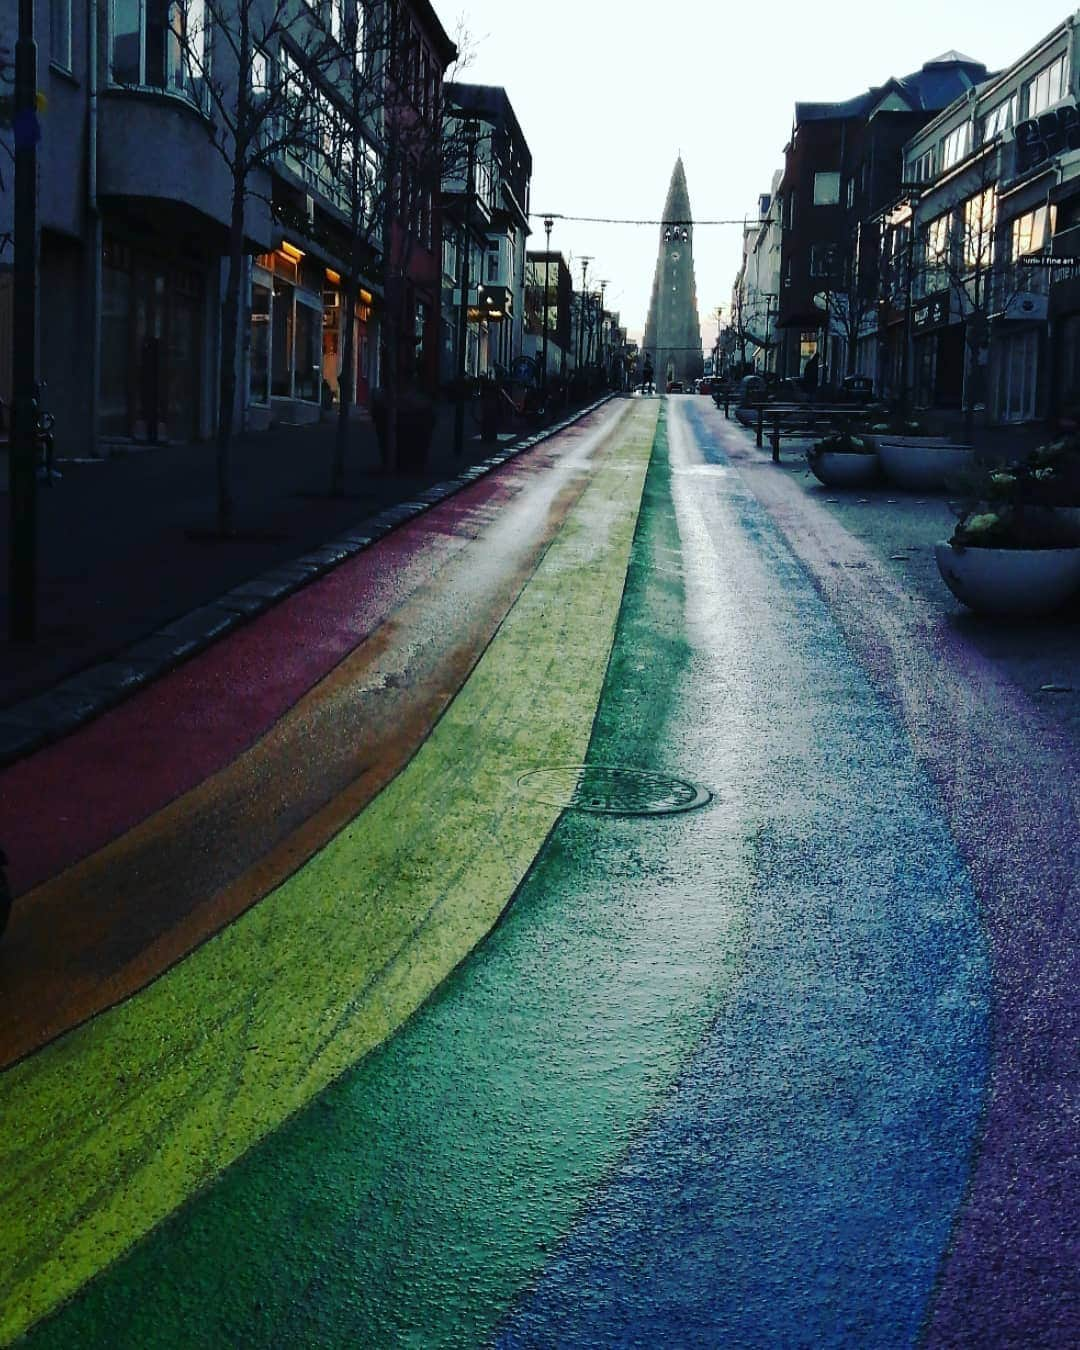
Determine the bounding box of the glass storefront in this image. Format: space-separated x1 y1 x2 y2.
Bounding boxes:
254 249 325 407
249 280 271 406
100 235 203 442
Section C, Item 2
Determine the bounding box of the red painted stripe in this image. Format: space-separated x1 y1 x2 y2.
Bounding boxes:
0 449 558 896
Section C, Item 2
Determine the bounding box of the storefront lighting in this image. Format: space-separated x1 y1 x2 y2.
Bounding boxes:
325 267 341 285
279 241 305 262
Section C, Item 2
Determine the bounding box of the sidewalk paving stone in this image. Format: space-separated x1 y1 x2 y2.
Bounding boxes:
0 394 616 766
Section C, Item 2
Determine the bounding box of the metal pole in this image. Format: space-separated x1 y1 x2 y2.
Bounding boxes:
453 121 478 457
541 217 552 398
576 257 591 373
597 280 607 379
898 190 920 417
10 0 40 641
764 296 774 374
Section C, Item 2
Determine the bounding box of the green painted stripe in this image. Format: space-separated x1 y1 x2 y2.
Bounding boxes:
0 403 658 1346
22 405 746 1350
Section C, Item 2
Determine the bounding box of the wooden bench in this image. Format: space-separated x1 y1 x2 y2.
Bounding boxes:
754 405 851 462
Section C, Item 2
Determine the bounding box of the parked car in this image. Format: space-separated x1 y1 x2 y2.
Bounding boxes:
666 380 685 393
698 378 713 395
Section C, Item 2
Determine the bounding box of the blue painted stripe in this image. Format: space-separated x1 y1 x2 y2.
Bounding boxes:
498 402 990 1349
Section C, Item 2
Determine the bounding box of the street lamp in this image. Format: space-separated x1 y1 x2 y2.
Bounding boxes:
762 294 777 375
897 184 924 417
541 216 553 400
453 117 482 458
576 256 592 373
596 279 608 378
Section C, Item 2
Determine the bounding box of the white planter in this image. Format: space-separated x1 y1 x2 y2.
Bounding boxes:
878 438 975 491
807 450 880 488
934 542 1080 616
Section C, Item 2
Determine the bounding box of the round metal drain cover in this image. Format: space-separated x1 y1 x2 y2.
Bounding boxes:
518 765 711 816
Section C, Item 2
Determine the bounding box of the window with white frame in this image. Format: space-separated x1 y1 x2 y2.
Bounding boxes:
940 122 971 171
110 0 207 104
250 46 270 98
813 171 840 206
910 148 934 184
980 93 1018 144
1025 54 1068 118
51 0 72 71
922 213 951 292
1011 204 1051 257
963 188 995 269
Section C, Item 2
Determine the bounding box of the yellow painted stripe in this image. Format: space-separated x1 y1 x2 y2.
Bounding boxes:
0 402 658 1345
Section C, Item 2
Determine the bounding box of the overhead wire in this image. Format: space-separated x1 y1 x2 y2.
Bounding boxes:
530 213 748 226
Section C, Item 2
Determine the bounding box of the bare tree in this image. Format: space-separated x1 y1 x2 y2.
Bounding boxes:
912 148 1033 438
823 238 878 380
167 0 330 533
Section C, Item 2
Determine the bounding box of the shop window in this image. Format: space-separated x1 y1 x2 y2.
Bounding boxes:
997 330 1038 421
293 298 321 402
250 280 271 405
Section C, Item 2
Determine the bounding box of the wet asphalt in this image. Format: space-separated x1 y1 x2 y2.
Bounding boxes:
7 397 1078 1347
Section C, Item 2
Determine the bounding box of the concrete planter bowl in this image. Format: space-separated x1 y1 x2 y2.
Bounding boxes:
934 541 1080 616
876 437 975 492
807 448 881 488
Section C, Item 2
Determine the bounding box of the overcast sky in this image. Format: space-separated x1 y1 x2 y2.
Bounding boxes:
447 1 1077 349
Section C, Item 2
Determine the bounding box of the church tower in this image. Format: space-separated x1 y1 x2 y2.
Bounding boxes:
642 158 703 388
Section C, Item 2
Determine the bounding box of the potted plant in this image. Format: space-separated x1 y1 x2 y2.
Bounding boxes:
806 430 880 488
934 438 1080 616
868 416 975 492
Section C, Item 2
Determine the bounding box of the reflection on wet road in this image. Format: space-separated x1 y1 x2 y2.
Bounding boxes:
7 396 1075 1346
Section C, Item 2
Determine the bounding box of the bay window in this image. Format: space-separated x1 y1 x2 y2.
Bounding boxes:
110 0 208 105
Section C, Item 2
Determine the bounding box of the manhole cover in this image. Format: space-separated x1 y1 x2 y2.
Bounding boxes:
517 765 711 816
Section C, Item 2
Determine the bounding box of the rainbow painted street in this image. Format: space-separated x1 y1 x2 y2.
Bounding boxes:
1 399 1076 1347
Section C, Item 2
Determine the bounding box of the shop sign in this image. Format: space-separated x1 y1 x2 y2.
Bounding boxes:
913 293 951 331
1015 101 1080 172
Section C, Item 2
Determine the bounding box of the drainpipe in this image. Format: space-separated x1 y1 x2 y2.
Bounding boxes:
88 0 101 457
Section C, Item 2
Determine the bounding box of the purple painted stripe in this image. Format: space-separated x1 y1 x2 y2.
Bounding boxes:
707 417 1080 1343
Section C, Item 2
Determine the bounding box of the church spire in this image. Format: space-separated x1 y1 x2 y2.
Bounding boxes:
643 158 703 388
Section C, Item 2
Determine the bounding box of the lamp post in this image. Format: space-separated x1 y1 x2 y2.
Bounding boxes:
10 0 39 641
576 256 592 373
541 216 553 399
453 118 481 457
596 279 608 379
897 185 923 418
763 294 777 375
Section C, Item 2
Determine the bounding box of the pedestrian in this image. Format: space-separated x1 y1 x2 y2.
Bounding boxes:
802 352 819 396
642 357 654 396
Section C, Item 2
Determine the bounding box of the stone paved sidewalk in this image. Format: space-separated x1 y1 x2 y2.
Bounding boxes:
0 395 613 765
